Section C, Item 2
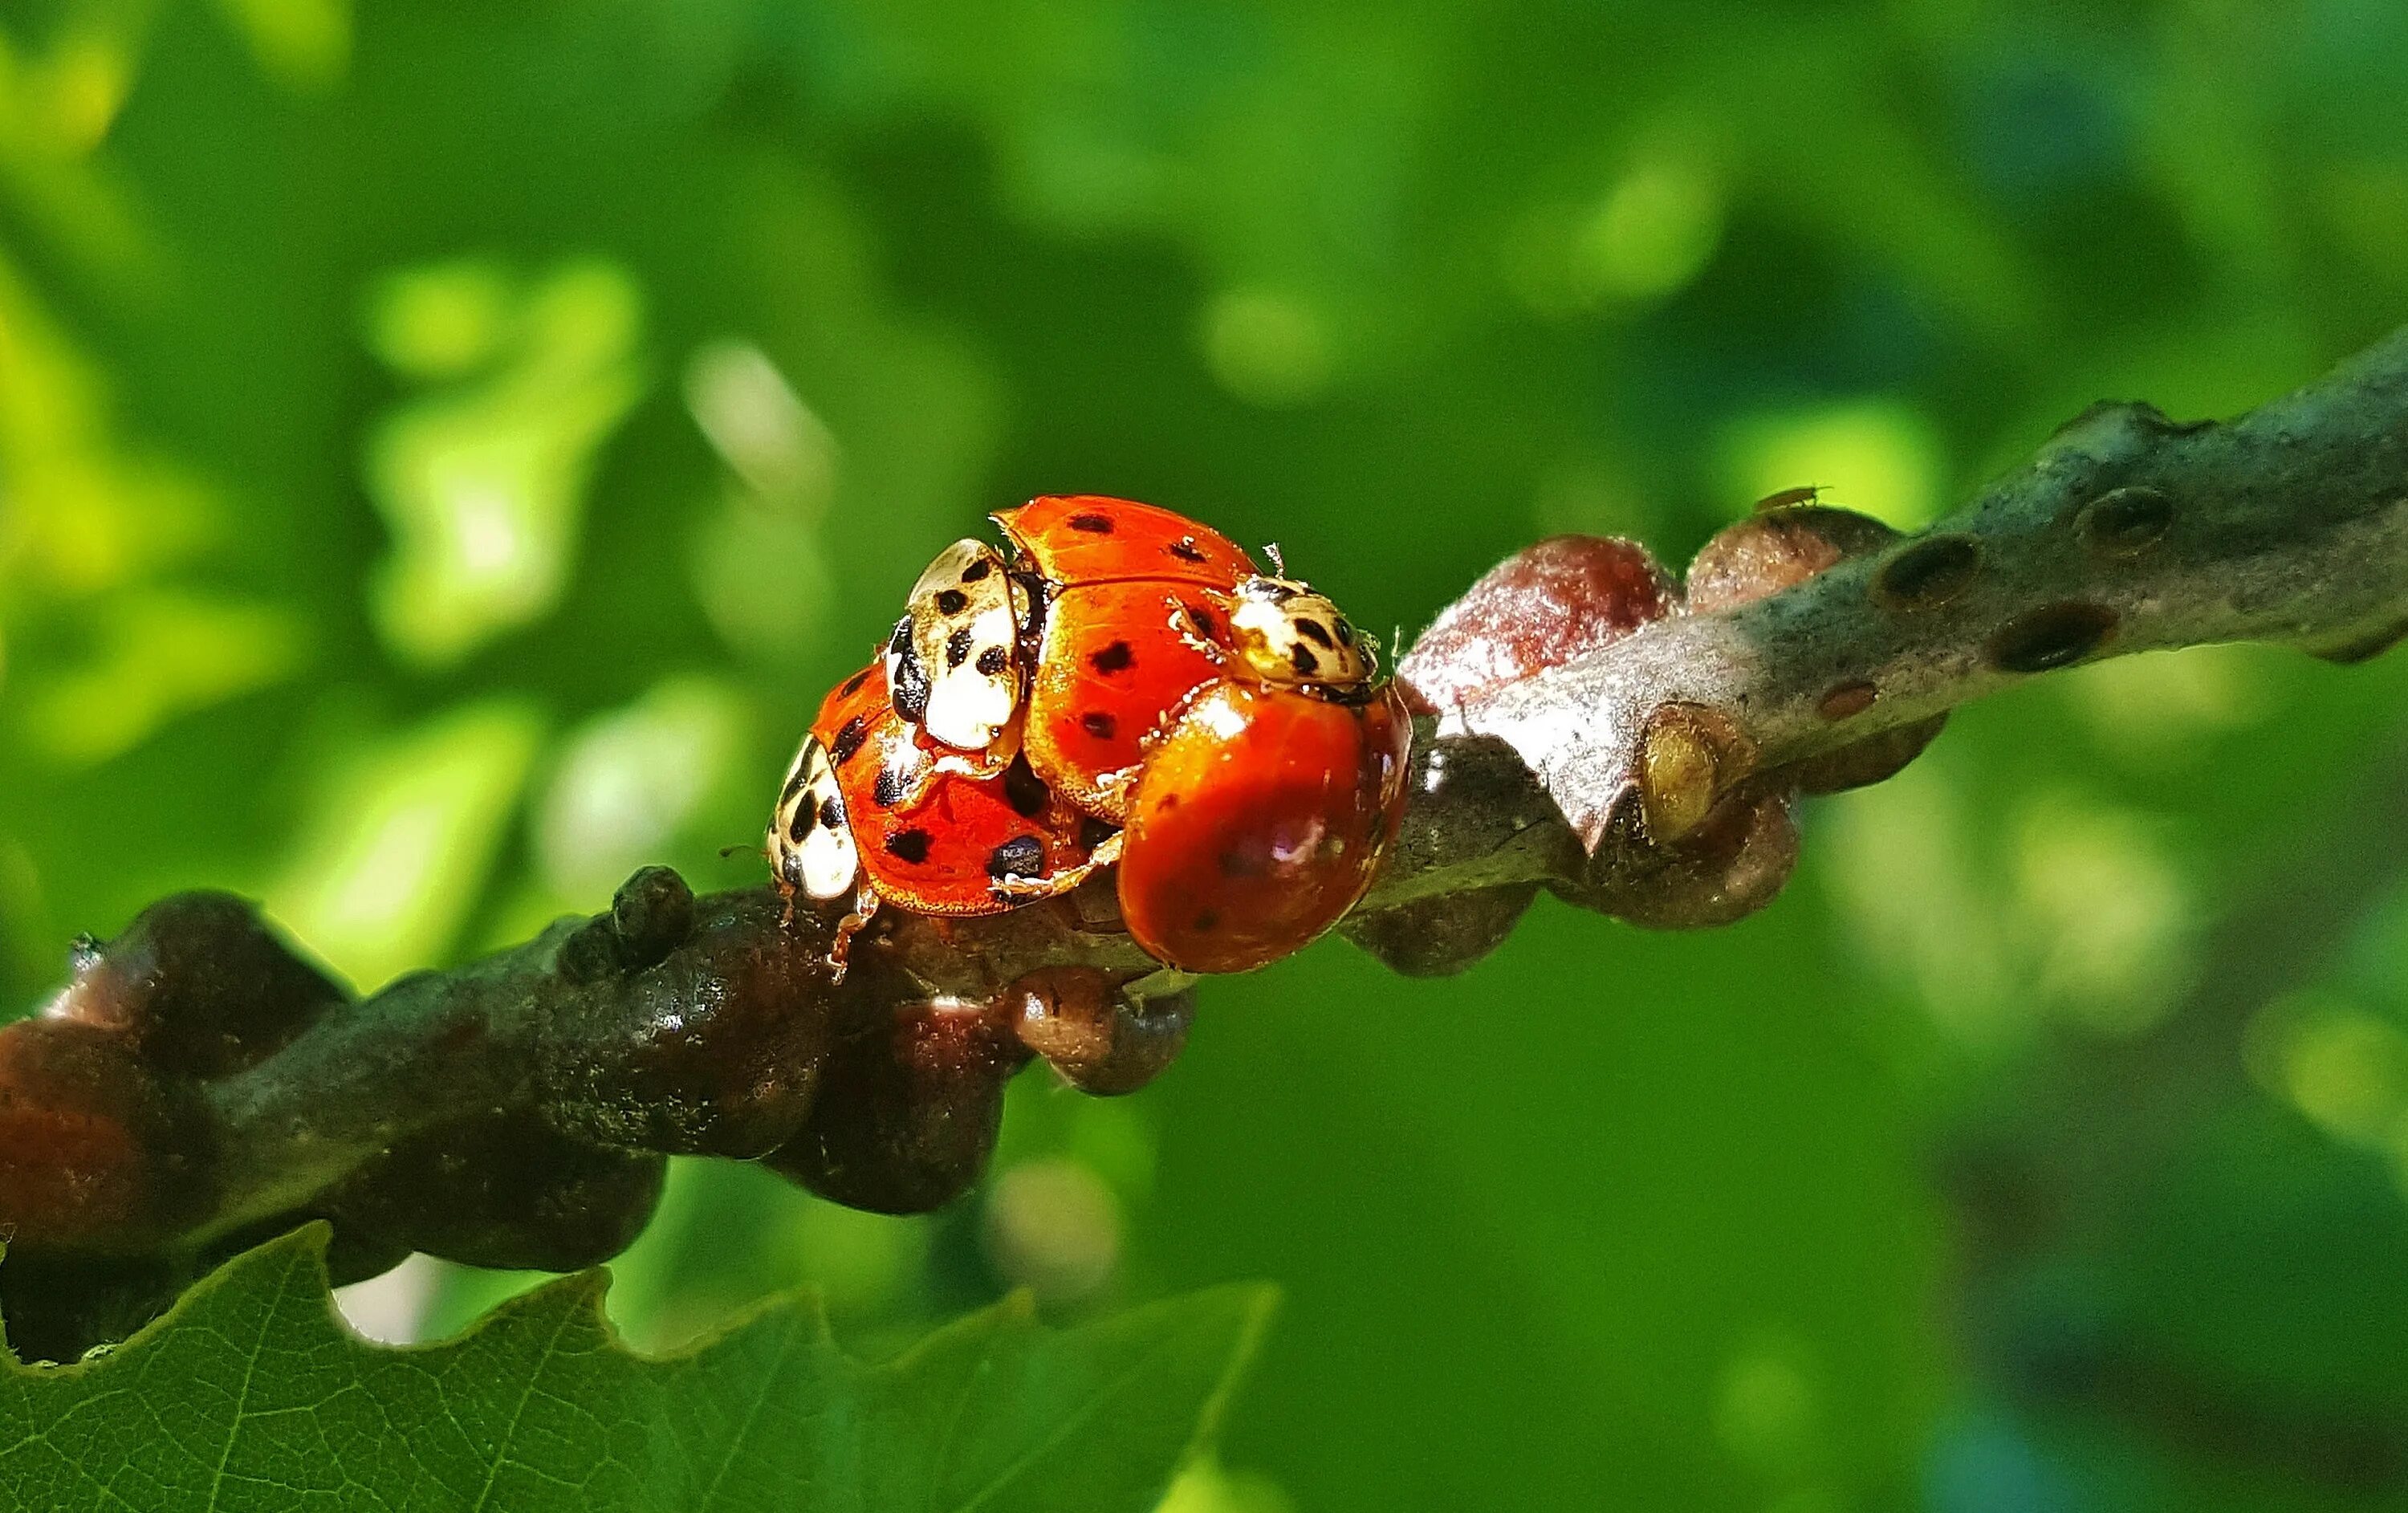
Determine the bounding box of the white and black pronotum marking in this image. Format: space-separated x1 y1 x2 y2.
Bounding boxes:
767 734 860 901
885 538 1031 750
1226 576 1377 692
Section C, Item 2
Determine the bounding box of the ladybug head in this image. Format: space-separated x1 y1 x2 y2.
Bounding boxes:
1227 576 1379 694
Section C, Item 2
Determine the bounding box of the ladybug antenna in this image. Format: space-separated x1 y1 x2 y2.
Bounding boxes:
1263 540 1287 577
721 840 768 862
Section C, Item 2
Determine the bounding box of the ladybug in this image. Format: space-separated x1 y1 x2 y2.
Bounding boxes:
769 657 1117 931
772 495 1413 976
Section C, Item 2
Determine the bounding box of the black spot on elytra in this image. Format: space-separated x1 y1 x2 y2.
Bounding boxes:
1069 512 1115 533
934 588 970 616
1296 618 1335 648
1168 537 1206 563
1193 909 1220 932
1290 645 1322 676
872 766 909 807
946 626 974 668
840 668 872 697
1003 756 1049 818
1080 710 1117 740
819 795 843 830
986 835 1044 881
976 645 1010 677
884 829 933 864
1089 640 1135 673
1078 815 1117 850
830 718 868 765
959 556 995 583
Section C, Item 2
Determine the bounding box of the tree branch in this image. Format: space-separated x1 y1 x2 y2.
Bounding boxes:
8 327 2408 1359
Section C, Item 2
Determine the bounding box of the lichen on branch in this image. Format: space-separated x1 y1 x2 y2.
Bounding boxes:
10 326 2408 1360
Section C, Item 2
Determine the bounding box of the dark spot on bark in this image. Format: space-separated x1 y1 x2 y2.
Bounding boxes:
1069 512 1115 533
1003 755 1049 818
986 835 1045 881
2079 486 2174 556
884 829 933 864
1169 537 1206 563
959 556 994 583
1296 618 1335 648
830 717 868 765
872 766 909 807
1817 681 1877 721
1081 710 1117 739
1871 535 1980 610
976 645 1009 676
1089 640 1135 673
1990 602 2119 673
934 588 970 616
946 626 974 667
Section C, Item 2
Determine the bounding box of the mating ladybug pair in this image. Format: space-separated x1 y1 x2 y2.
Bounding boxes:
768 495 1412 974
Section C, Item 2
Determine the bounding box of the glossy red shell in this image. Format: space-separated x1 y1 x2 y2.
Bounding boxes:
995 494 1256 589
1116 680 1413 974
1023 580 1235 823
810 660 1104 916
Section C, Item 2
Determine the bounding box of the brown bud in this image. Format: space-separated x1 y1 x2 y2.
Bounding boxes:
1686 505 1899 612
1568 787 1800 930
1008 968 1194 1095
321 1112 666 1273
1401 535 1674 712
47 892 345 1080
1637 703 1751 845
0 1020 210 1251
767 1000 1028 1214
1342 883 1540 977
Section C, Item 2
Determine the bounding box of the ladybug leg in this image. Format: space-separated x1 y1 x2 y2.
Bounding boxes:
826 885 881 982
1006 966 1195 1095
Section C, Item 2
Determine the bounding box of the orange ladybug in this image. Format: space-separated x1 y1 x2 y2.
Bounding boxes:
770 496 1412 974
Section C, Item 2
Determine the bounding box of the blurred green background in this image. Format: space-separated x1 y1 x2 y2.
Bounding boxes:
9 0 2408 1507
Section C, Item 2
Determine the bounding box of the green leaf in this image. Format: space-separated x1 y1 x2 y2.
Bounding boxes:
0 1226 1273 1513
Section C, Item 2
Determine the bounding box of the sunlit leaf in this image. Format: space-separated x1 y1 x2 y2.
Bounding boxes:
0 1226 1273 1513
